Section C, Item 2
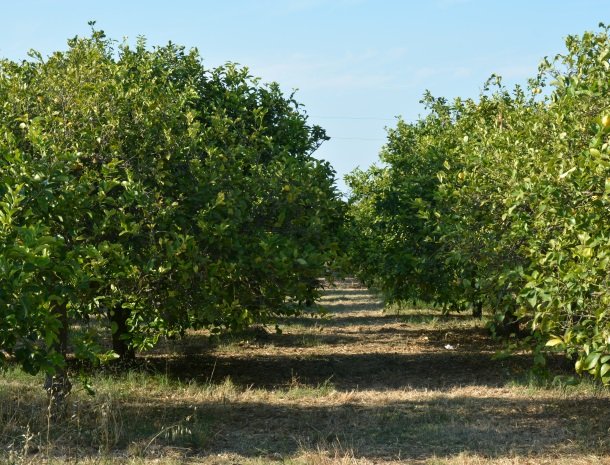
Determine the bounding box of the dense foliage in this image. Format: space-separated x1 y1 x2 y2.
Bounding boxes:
347 26 610 381
0 27 343 391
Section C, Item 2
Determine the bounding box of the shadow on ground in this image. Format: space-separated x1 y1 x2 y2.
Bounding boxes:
6 389 606 462
5 283 602 464
142 349 570 391
161 323 507 358
185 395 610 460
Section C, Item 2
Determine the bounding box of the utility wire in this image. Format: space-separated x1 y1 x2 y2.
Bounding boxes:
331 136 385 141
310 115 395 121
307 115 391 141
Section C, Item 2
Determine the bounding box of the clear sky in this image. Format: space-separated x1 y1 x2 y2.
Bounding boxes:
1 1 609 193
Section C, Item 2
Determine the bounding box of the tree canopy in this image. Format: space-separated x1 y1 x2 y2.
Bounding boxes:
0 27 344 392
347 25 610 382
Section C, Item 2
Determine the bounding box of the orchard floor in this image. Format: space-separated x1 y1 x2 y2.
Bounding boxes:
2 281 610 464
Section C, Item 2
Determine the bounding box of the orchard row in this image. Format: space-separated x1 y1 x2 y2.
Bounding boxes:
2 25 610 396
0 27 344 396
347 26 610 383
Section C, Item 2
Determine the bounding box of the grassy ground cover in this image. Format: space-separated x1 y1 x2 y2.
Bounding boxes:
1 281 609 464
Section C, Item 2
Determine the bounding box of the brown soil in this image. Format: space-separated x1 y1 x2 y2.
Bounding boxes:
3 281 609 464
134 282 610 463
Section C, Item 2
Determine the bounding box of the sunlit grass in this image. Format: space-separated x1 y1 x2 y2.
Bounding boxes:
1 282 610 464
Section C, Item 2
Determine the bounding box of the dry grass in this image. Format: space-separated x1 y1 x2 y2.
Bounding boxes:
1 281 610 464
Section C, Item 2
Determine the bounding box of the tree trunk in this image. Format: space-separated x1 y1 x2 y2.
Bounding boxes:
44 303 72 418
472 301 483 318
107 304 135 363
496 309 521 337
471 277 483 318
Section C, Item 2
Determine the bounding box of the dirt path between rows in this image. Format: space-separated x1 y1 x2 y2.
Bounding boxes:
161 285 521 390
142 281 610 463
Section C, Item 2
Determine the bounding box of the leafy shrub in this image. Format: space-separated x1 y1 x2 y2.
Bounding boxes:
347 25 610 381
0 25 343 389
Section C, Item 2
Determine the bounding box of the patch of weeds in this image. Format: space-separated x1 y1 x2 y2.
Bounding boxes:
1 424 38 465
503 364 610 397
300 334 324 347
383 304 480 330
283 375 336 400
77 391 124 452
87 369 186 404
289 443 361 465
384 299 438 315
205 376 241 401
127 406 211 458
403 314 442 326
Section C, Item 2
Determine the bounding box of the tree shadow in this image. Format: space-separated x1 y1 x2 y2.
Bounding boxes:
168 331 362 353
275 312 400 329
180 395 610 460
22 391 607 461
319 302 385 313
393 311 475 322
352 325 500 350
302 313 427 328
147 322 541 386
142 349 549 391
264 332 360 348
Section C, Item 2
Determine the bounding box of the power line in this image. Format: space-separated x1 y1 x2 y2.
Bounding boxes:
331 136 386 142
310 115 395 122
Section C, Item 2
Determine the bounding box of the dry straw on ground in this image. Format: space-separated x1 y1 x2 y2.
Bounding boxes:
1 281 609 464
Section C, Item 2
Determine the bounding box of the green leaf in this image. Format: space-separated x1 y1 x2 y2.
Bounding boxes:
545 337 563 347
583 352 601 371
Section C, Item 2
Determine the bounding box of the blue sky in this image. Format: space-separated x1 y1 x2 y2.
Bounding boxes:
1 1 609 193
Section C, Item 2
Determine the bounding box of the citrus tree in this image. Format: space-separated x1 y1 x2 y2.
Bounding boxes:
0 26 343 398
347 25 610 381
346 94 462 309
